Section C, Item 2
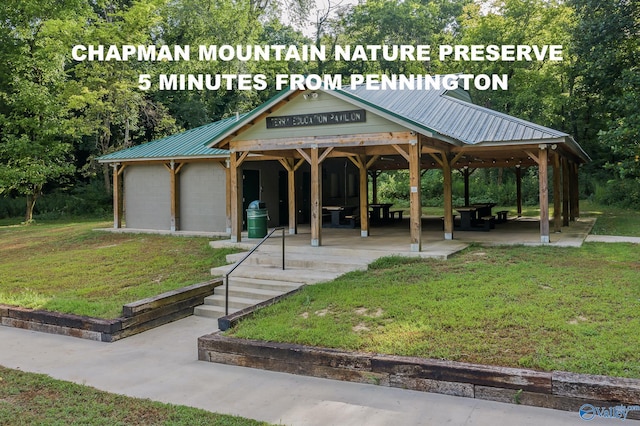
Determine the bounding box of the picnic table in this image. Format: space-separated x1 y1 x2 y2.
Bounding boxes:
471 203 497 218
323 206 357 228
455 207 478 231
370 203 406 225
369 203 393 224
455 206 494 232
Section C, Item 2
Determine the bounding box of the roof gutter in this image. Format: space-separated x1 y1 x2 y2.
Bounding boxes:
97 154 230 164
461 138 590 164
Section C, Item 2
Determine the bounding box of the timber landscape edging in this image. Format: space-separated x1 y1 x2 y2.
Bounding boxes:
0 279 222 342
198 332 640 419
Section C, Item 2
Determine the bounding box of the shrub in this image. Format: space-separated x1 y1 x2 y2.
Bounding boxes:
591 179 640 209
0 180 111 220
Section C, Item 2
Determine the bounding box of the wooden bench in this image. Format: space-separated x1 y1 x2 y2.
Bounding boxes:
343 214 359 228
480 215 496 229
389 210 404 220
496 210 508 223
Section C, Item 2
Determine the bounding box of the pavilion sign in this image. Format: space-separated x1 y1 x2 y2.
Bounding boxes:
266 109 366 129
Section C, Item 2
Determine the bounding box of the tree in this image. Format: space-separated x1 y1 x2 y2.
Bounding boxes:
156 0 312 127
599 69 640 180
569 0 640 180
0 0 87 221
331 0 470 75
454 0 575 130
71 0 178 193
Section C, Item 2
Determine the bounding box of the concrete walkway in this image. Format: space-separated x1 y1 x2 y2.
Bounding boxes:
0 316 624 425
585 234 640 244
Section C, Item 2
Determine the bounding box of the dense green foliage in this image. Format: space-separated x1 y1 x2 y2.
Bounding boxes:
1 0 638 218
377 167 543 207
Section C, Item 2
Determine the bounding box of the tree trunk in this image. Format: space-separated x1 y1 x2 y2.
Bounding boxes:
99 115 112 194
103 163 112 194
25 192 39 223
124 116 131 148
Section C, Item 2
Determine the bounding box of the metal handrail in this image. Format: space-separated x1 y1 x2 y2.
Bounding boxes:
225 227 285 315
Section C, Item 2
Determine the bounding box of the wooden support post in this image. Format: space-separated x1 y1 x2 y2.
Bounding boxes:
538 146 550 243
278 158 303 235
370 170 380 205
552 153 561 233
169 163 177 232
562 157 570 227
409 138 422 252
571 163 579 220
287 166 297 235
112 164 122 229
358 156 369 237
165 161 182 232
225 161 231 234
442 154 454 240
230 152 242 243
310 147 322 247
463 167 470 207
516 165 523 217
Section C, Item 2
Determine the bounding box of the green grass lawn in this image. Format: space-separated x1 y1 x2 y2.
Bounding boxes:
0 220 235 318
0 366 268 425
581 200 640 236
229 243 640 379
2 203 639 379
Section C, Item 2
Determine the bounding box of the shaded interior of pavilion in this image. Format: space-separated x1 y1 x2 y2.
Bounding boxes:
230 135 584 251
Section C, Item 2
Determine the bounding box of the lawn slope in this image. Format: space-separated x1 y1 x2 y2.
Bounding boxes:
230 244 640 379
0 220 234 318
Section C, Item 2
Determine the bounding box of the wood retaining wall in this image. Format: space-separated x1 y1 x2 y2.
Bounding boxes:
1 279 221 342
198 332 640 419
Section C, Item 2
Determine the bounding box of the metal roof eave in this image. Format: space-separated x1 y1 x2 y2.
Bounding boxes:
470 136 591 163
469 137 567 148
97 154 229 164
564 136 591 163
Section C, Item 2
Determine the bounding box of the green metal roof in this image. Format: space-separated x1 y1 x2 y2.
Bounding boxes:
339 80 589 161
97 115 244 163
101 77 589 164
207 80 588 161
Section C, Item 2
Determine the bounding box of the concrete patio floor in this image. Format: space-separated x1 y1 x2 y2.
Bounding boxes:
100 215 595 261
216 216 595 258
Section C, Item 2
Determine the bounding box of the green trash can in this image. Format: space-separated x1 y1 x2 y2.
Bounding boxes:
246 200 268 238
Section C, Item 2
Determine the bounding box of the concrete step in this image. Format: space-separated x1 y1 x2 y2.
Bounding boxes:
199 237 382 321
211 239 389 261
211 264 339 284
203 294 261 310
226 276 302 292
215 284 283 300
224 251 370 273
193 278 299 319
193 304 238 319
